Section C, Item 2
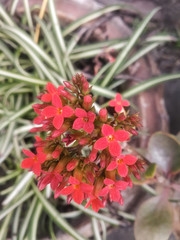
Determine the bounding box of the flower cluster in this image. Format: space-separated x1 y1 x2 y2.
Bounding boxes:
21 74 143 212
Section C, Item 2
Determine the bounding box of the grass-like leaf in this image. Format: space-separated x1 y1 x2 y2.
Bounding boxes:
32 183 86 240
101 7 160 87
63 4 138 37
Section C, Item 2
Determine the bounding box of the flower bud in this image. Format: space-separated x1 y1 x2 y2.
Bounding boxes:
58 89 76 103
63 81 76 92
79 138 89 145
99 108 108 122
54 157 69 173
93 176 104 197
83 95 92 111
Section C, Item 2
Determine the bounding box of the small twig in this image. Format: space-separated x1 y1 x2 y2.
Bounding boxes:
34 0 48 43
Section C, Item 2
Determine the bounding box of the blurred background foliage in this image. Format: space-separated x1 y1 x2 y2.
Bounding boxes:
0 0 180 239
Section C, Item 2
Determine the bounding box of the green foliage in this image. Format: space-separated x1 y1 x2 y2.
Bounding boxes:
134 196 174 240
148 132 180 175
0 0 179 239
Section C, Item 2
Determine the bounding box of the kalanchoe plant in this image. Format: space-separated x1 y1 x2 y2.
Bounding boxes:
21 73 144 212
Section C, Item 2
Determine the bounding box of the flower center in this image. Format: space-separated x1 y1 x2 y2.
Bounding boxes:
83 117 89 122
57 108 62 115
109 184 114 189
33 156 38 162
107 135 115 142
117 158 123 164
73 184 80 190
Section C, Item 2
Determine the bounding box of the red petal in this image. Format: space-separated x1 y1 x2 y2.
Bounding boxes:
51 177 59 191
60 185 74 195
124 155 137 165
54 173 63 182
99 186 109 196
109 141 121 156
32 162 41 176
52 146 62 159
42 106 57 118
102 124 114 136
122 100 129 106
85 199 92 209
115 105 122 113
46 82 56 94
33 116 43 124
21 158 34 169
53 115 64 129
109 100 116 107
116 93 122 102
69 176 80 185
87 111 96 122
66 160 77 171
52 94 62 108
115 181 128 190
114 130 129 141
62 106 74 117
37 152 46 163
41 93 52 102
83 122 94 133
35 135 42 142
72 118 84 130
94 137 108 150
104 178 114 185
22 149 35 157
39 174 52 190
106 161 117 171
117 163 128 177
80 183 93 193
75 108 87 117
89 148 98 162
92 198 103 212
73 190 84 204
110 188 120 202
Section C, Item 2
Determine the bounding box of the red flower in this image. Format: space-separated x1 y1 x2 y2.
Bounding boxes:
21 149 46 176
94 124 129 156
73 108 95 134
99 178 128 202
109 93 129 113
60 176 93 204
38 171 63 191
41 82 63 103
85 195 104 212
42 95 74 129
89 147 98 162
107 154 137 177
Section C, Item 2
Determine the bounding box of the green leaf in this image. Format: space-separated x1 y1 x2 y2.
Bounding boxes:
0 191 34 221
0 70 46 85
0 103 35 131
62 196 120 226
145 163 157 178
0 4 15 26
48 0 66 54
101 7 160 87
1 25 58 71
35 17 66 79
134 196 174 240
63 4 137 37
122 73 180 99
0 213 13 240
32 183 86 240
18 197 37 240
28 200 43 240
148 132 180 175
92 217 102 240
